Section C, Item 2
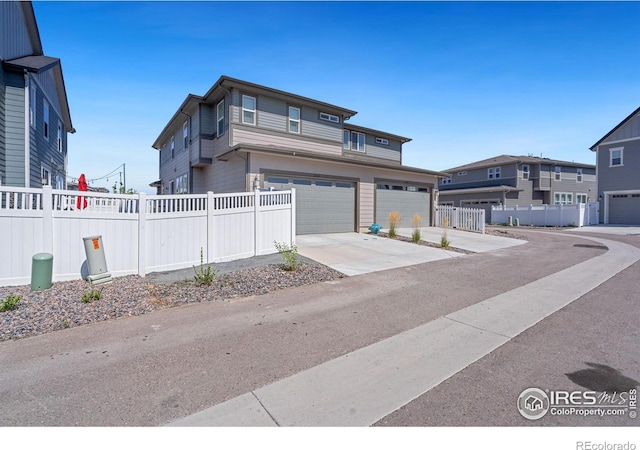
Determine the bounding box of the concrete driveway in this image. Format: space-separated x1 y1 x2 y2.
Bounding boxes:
566 224 640 236
296 232 461 276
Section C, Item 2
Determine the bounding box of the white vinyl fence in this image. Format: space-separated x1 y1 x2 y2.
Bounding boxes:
435 205 485 234
491 203 599 227
0 186 295 286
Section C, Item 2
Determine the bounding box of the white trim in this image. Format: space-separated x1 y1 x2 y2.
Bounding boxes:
216 99 225 137
288 106 300 134
576 193 588 204
521 164 529 180
603 189 640 224
319 112 340 123
554 192 573 205
24 74 31 188
242 94 256 125
597 135 640 146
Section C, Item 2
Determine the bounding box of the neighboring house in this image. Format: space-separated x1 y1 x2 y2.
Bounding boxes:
0 1 74 189
590 106 640 225
438 155 596 222
151 76 447 234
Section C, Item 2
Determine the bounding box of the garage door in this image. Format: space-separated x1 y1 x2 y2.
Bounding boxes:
264 175 356 234
461 199 501 223
609 194 640 225
375 183 430 228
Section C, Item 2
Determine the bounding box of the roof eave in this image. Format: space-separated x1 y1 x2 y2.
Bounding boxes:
589 106 640 151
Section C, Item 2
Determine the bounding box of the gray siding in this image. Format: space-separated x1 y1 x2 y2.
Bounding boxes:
0 69 5 181
597 140 640 193
363 134 401 162
4 75 25 186
441 164 518 190
204 156 246 193
0 1 33 60
602 113 640 143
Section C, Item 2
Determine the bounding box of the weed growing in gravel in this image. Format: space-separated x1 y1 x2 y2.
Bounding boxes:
193 248 217 285
440 231 451 249
0 295 21 312
388 211 401 238
411 214 422 243
274 241 300 271
81 284 102 303
61 318 71 329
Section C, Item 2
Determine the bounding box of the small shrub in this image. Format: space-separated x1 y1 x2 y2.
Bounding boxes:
61 318 71 329
388 211 401 238
440 231 451 249
274 241 300 271
81 285 102 303
0 295 22 312
411 214 422 243
193 248 217 285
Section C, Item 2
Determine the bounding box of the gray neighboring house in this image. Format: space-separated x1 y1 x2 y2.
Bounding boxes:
438 155 596 222
0 1 74 189
151 75 448 234
590 106 640 225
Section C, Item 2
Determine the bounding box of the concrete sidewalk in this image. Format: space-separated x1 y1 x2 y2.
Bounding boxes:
167 233 640 426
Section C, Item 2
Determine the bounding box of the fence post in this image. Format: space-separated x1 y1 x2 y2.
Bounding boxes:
137 192 147 276
290 188 296 245
42 185 53 255
254 189 261 256
206 191 215 263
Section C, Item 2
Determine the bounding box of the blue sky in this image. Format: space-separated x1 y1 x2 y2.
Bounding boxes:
33 1 640 194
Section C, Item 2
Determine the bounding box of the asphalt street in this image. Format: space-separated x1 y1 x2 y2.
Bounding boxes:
0 229 638 426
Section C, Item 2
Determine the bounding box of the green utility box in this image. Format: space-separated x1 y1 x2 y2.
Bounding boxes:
31 253 53 291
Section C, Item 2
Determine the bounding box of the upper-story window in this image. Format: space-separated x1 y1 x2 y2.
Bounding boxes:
610 147 623 167
375 137 389 145
170 136 175 159
554 166 561 181
522 165 529 180
343 130 365 152
43 100 50 140
320 112 340 123
30 84 36 128
217 99 225 136
488 167 501 179
183 121 189 149
242 95 256 125
576 168 583 182
288 106 300 134
457 171 467 176
441 177 452 185
57 122 63 153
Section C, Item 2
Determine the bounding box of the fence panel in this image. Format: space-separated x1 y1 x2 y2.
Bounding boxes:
435 205 485 233
491 203 599 227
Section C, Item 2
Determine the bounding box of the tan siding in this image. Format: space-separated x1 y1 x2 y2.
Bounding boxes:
231 126 342 156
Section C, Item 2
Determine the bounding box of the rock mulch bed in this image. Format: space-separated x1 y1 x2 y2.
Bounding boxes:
0 263 343 342
375 231 475 255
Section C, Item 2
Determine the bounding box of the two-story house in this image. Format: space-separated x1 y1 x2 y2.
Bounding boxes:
438 155 596 222
151 76 447 234
590 106 640 225
0 1 74 189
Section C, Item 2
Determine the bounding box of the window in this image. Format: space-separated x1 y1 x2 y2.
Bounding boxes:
320 112 340 123
170 136 175 158
175 174 188 194
610 147 623 167
57 122 63 152
522 165 529 180
315 180 332 187
488 167 501 179
577 194 588 203
554 192 573 205
375 137 389 145
266 176 289 184
288 106 300 133
343 130 365 152
242 95 256 125
216 100 225 136
183 121 188 149
576 168 583 182
43 100 50 139
441 177 452 185
292 178 312 186
554 166 561 181
335 182 352 188
41 166 51 186
30 84 36 127
457 171 467 176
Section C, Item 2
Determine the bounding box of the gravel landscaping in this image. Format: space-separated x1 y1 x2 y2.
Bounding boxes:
0 262 343 342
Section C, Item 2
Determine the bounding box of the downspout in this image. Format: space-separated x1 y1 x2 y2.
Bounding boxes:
24 71 30 188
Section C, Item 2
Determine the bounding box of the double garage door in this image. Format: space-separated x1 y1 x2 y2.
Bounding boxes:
265 175 356 234
609 193 640 225
375 183 431 229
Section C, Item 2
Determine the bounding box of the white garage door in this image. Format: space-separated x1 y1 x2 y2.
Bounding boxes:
264 175 356 234
609 194 640 225
375 183 430 228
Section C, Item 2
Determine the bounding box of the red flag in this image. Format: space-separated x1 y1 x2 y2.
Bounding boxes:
76 174 88 210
